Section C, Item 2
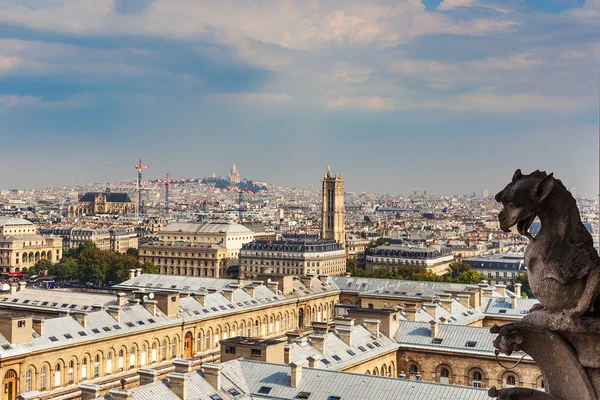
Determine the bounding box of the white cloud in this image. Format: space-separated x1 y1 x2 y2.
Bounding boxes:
327 96 393 111
209 92 294 104
438 0 479 10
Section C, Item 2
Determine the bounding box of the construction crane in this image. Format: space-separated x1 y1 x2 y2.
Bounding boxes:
134 159 150 218
154 174 190 216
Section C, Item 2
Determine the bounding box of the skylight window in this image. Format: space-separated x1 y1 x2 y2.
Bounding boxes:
210 395 223 400
91 329 100 334
102 327 112 332
347 350 356 356
499 309 507 314
358 346 367 352
228 389 240 396
297 392 311 399
366 343 374 349
258 386 272 394
78 331 87 336
332 355 341 361
321 359 331 366
126 322 135 327
328 396 342 400
148 319 155 323
49 336 58 342
432 338 443 344
64 334 73 339
466 341 477 348
113 325 122 330
373 341 381 347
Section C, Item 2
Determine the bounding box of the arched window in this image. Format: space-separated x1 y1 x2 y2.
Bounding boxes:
141 345 147 366
25 369 32 392
151 343 157 363
365 370 371 375
68 361 74 384
162 340 167 361
54 364 61 388
506 375 516 387
172 338 177 358
439 367 450 384
118 350 124 371
40 366 47 391
472 371 483 388
94 355 100 378
409 364 418 380
106 352 113 375
129 347 136 368
81 358 88 381
197 332 202 352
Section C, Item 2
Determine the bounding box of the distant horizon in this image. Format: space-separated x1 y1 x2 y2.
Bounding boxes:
1 1 598 197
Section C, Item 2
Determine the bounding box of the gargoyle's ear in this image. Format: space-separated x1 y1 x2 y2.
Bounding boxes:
494 190 504 203
537 173 554 202
512 169 523 182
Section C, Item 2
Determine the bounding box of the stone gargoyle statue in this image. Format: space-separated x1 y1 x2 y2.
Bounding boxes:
489 169 600 400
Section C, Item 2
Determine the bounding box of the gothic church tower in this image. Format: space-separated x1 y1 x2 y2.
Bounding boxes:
321 166 345 246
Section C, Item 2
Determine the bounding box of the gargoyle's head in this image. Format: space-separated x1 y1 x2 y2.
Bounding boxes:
495 169 555 236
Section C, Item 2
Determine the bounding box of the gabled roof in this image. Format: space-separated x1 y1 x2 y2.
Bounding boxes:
79 192 132 203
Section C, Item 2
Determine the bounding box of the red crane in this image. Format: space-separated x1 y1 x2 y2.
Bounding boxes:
154 174 190 216
134 159 150 216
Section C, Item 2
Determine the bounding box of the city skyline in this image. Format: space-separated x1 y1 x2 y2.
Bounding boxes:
1 0 599 196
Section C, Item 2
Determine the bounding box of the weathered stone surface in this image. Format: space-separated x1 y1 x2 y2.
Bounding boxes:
490 170 600 400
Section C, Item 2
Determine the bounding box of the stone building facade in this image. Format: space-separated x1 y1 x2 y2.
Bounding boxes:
239 238 347 277
68 189 136 217
0 218 62 274
321 166 345 246
366 242 454 275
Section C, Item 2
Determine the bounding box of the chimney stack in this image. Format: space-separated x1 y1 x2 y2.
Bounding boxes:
514 283 522 297
72 311 88 328
195 292 207 306
91 304 105 311
404 303 417 321
423 303 437 319
136 268 142 277
511 295 518 309
144 300 158 316
138 368 160 385
364 319 380 337
222 289 234 302
307 355 321 368
9 283 17 295
456 294 470 308
129 269 136 280
430 320 438 337
290 362 303 387
284 344 292 364
167 372 189 400
202 364 222 391
32 317 45 336
79 383 101 400
116 292 127 307
337 326 352 347
108 388 132 400
318 275 329 285
267 281 279 294
495 284 507 297
237 276 244 287
245 285 255 299
18 282 26 292
107 306 121 322
174 360 193 374
309 334 326 354
439 298 453 314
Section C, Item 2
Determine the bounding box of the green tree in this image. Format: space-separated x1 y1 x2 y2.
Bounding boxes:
65 241 97 259
141 260 159 274
125 248 139 258
77 246 111 285
410 271 443 282
452 269 486 284
49 257 79 279
106 253 139 284
446 261 473 279
514 273 533 297
33 258 53 274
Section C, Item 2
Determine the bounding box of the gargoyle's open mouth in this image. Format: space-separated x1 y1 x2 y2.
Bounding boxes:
517 215 535 236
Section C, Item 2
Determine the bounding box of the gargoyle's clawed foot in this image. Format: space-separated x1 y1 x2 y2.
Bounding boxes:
529 304 545 313
488 386 559 400
490 323 524 356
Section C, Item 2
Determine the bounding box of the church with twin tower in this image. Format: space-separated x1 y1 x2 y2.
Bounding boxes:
321 165 345 246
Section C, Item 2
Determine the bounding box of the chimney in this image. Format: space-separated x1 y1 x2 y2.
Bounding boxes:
116 292 127 307
18 282 26 292
309 334 326 354
195 292 207 306
423 303 438 319
363 319 380 337
290 362 303 387
174 360 193 374
253 280 264 287
334 317 354 328
128 298 141 306
129 269 136 280
307 354 321 368
318 275 329 285
72 311 88 328
237 277 244 287
337 326 352 346
294 337 309 348
477 281 488 305
430 320 438 337
222 289 234 302
456 294 470 308
136 268 142 277
404 303 417 321
32 317 45 336
261 266 273 274
144 300 158 316
483 287 494 297
301 275 313 287
267 281 279 294
207 288 217 294
9 283 17 295
107 306 121 322
514 283 522 297
439 316 447 324
312 321 329 335
495 284 507 297
202 364 221 391
91 304 105 311
108 388 132 400
511 295 518 309
138 368 160 385
79 383 101 400
245 285 255 299
284 344 292 364
167 372 189 400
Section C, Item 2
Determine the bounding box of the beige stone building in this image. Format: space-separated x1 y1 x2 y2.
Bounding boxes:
365 242 455 275
239 238 347 277
0 217 62 274
139 221 255 277
322 166 345 246
43 227 138 254
68 189 136 217
345 234 370 259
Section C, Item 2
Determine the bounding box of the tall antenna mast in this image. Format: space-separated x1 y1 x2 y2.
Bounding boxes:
598 78 600 253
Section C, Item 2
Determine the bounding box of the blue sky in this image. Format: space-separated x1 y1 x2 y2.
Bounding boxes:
0 0 599 196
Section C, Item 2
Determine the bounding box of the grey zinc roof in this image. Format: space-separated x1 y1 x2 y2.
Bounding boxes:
115 275 236 292
394 320 531 360
0 288 117 311
237 359 493 400
482 296 539 317
161 221 252 234
0 217 33 226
